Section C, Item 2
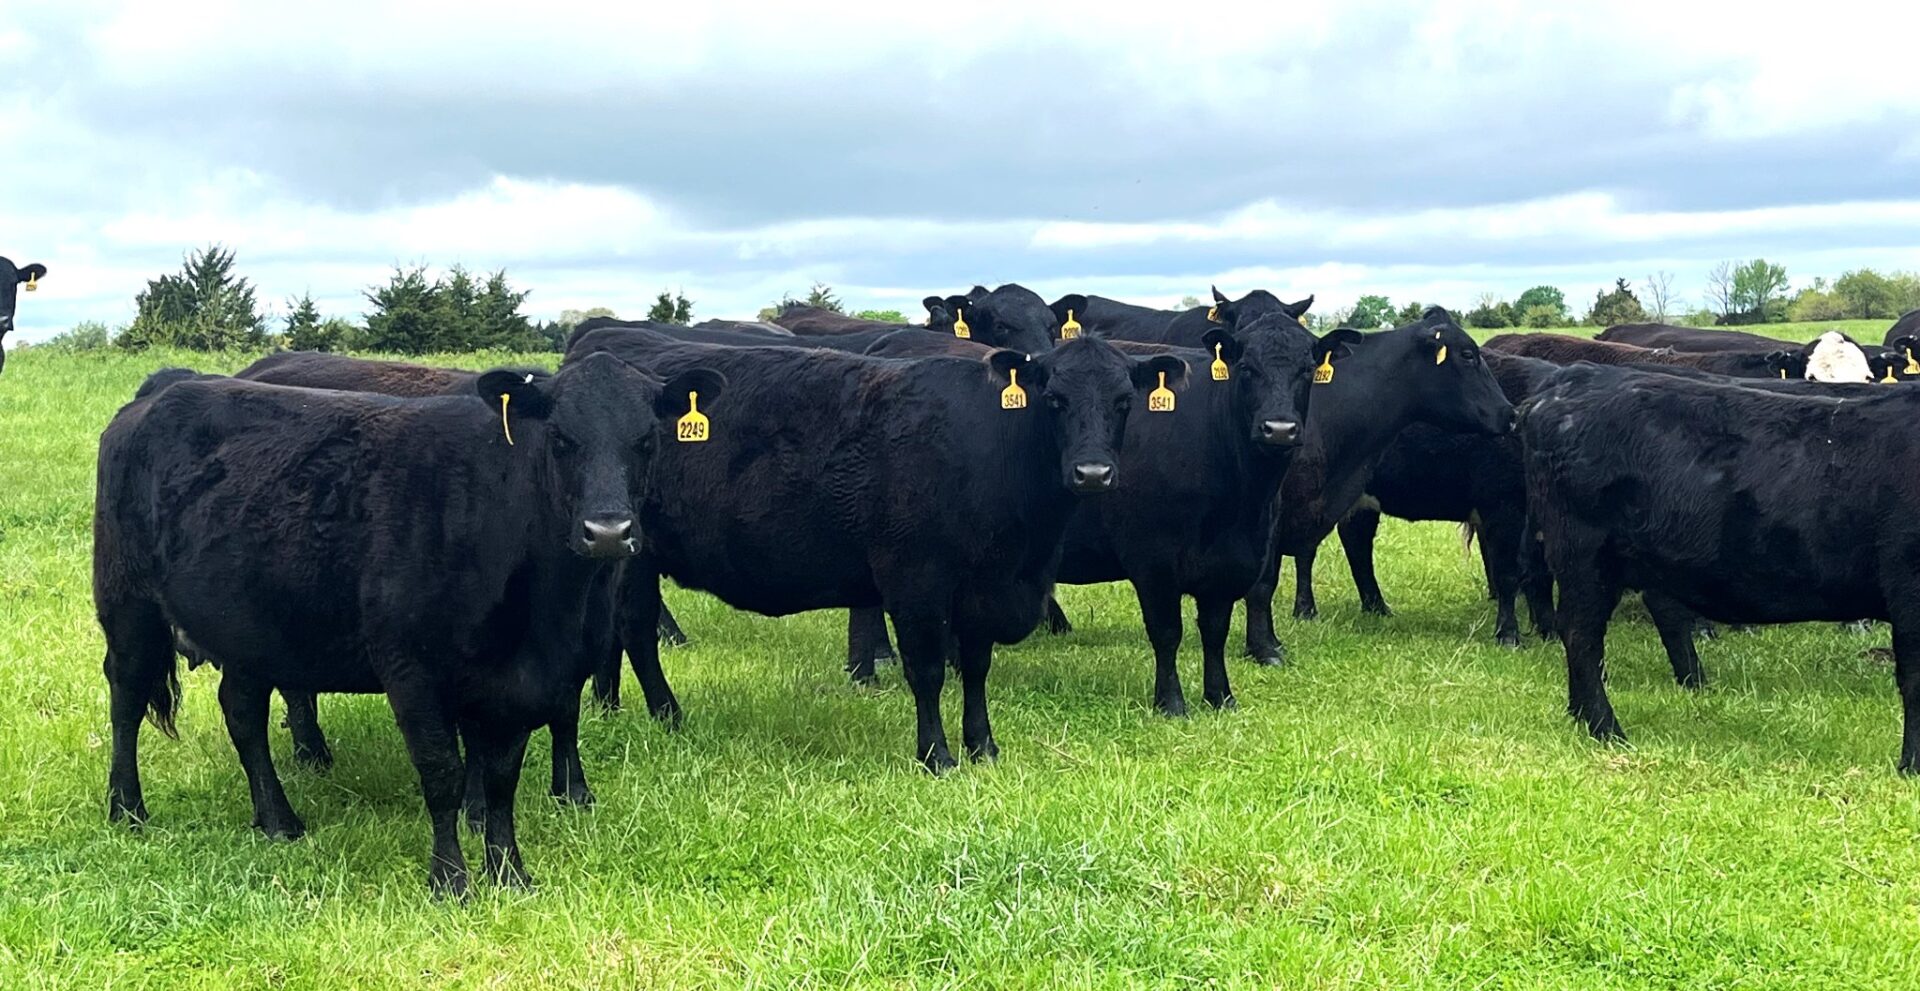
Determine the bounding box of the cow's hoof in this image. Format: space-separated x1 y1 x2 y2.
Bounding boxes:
1495 630 1522 649
108 796 149 828
1292 605 1319 621
1156 695 1190 718
1205 693 1237 711
429 864 471 901
292 743 334 773
1360 600 1393 617
920 749 958 775
256 813 306 842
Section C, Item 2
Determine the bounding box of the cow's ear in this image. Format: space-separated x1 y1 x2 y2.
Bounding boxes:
1284 294 1314 319
922 295 950 322
1201 327 1244 363
1314 328 1364 365
1763 350 1796 376
1210 284 1229 305
986 348 1043 388
478 369 552 420
1421 305 1454 326
968 285 991 300
1130 354 1188 391
1050 293 1089 330
655 368 727 419
18 263 47 286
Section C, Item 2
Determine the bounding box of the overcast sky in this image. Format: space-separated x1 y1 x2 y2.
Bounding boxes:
5 0 1919 343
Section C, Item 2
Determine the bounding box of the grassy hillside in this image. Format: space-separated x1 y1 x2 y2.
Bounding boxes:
2 347 1917 989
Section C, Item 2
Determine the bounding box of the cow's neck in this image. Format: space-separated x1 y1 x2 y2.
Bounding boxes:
1285 337 1430 541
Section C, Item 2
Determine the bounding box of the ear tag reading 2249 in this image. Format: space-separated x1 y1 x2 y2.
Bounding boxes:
953 310 971 339
1211 344 1230 381
678 391 711 443
1060 309 1081 340
1148 371 1176 412
1001 368 1028 410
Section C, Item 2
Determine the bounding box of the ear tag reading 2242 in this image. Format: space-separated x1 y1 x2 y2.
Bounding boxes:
1313 353 1334 385
1060 309 1081 340
1001 368 1028 410
678 391 711 443
1211 344 1230 381
953 310 971 339
1148 371 1176 412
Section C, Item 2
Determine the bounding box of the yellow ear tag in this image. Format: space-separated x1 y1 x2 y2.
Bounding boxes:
499 393 515 446
1435 344 1448 366
1313 353 1334 384
1905 348 1918 375
677 391 711 443
1001 367 1028 410
1060 308 1081 340
1883 366 1898 384
1778 368 1787 380
1210 343 1230 381
1206 305 1220 323
953 311 970 339
23 273 37 292
1148 371 1176 413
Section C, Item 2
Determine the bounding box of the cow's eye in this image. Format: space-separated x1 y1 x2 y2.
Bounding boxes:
1111 397 1131 415
1046 393 1069 411
551 432 578 455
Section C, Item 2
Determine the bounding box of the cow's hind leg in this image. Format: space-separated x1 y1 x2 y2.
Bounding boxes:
469 728 534 888
1644 591 1706 688
1891 620 1920 775
281 690 333 771
101 598 177 827
1554 561 1624 742
1243 541 1286 665
656 601 689 647
1043 587 1074 635
1477 505 1528 647
846 608 890 685
1196 595 1236 711
219 673 304 840
617 567 683 727
548 712 593 807
1292 544 1320 620
382 672 471 898
1339 509 1392 617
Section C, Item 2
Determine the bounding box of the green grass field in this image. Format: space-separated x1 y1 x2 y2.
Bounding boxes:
3 332 1917 989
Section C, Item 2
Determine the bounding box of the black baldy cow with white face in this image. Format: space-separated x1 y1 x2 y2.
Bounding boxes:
0 256 49 375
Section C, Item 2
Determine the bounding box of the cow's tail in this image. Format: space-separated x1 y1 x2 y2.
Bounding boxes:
1460 511 1481 559
144 657 183 740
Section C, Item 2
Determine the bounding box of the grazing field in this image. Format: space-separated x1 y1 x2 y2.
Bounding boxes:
2 339 1918 990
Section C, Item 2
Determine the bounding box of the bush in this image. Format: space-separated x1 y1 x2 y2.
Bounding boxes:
361 265 544 354
1522 304 1563 328
1586 278 1646 327
118 245 268 352
854 309 906 323
1466 304 1511 329
1787 288 1847 323
646 291 693 325
43 321 113 352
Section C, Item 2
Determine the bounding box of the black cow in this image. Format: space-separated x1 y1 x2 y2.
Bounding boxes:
692 318 793 336
1076 286 1313 346
1 256 49 375
1243 310 1516 662
1332 351 1563 646
772 305 911 336
1486 331 1881 383
1886 310 1920 347
1520 363 1920 773
566 330 1184 771
570 317 814 352
1052 320 1358 714
1595 323 1801 352
96 353 723 895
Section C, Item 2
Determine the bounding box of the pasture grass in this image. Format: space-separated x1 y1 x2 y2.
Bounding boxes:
2 343 1918 989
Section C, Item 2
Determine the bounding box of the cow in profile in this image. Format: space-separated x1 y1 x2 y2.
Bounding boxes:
0 256 49 375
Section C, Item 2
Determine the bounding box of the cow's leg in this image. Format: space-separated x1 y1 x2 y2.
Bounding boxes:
1243 542 1286 665
1519 523 1556 639
548 710 593 807
1891 619 1920 775
280 690 334 771
461 724 487 832
1136 581 1188 717
889 604 956 774
102 598 175 827
955 636 998 763
618 567 683 727
590 639 623 712
656 601 689 647
382 675 471 898
1338 509 1392 617
1477 506 1527 648
219 672 305 840
1554 564 1624 742
845 608 889 686
1196 596 1236 711
469 728 534 888
1043 586 1074 635
1292 543 1320 620
1643 591 1706 689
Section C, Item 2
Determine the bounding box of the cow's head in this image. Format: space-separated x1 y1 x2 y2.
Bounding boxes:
1207 285 1313 330
478 352 725 559
1392 313 1515 435
1762 349 1811 380
924 284 1067 354
1 257 48 372
1885 334 1920 381
1801 331 1874 383
985 337 1186 493
1203 320 1361 449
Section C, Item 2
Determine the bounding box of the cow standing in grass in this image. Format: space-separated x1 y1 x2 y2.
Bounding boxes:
95 354 723 895
0 256 49 375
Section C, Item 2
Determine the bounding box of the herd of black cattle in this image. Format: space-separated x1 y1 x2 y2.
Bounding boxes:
8 256 1920 898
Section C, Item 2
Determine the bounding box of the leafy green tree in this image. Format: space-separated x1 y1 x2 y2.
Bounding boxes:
360 266 541 353
1348 294 1394 329
1514 286 1568 324
281 293 355 351
46 320 112 352
1729 259 1789 323
1586 278 1646 327
1833 269 1895 319
1178 295 1204 310
1522 304 1563 328
854 309 906 322
1465 292 1511 329
1891 272 1920 314
1395 301 1427 326
118 245 268 351
804 282 843 313
360 265 439 353
646 290 693 325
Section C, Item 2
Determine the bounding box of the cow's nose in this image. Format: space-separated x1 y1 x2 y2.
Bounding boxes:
1260 420 1300 445
581 517 637 558
1071 462 1116 492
